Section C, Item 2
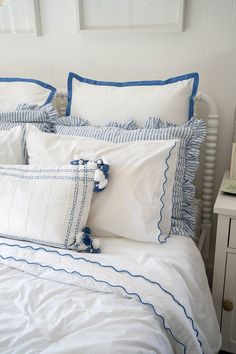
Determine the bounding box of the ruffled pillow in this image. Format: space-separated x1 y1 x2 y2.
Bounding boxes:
52 117 206 239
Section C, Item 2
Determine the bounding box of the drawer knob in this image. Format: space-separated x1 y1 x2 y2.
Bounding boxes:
223 300 233 311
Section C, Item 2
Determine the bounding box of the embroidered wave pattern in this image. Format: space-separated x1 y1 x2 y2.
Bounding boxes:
53 117 206 239
0 239 210 353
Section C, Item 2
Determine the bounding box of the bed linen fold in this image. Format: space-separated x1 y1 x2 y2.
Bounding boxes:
0 236 221 354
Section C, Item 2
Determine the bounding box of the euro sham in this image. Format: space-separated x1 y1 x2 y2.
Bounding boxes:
66 72 199 124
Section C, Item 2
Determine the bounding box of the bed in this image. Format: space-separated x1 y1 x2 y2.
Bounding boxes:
0 74 221 354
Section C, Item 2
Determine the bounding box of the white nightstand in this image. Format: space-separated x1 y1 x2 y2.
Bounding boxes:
212 171 236 353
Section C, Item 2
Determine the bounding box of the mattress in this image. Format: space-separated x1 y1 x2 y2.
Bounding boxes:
0 235 221 354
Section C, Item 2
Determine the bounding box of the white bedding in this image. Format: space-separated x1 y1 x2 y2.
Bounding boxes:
0 235 221 354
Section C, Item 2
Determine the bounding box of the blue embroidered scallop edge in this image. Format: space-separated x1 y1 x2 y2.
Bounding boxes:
66 72 199 118
157 142 177 244
0 253 188 353
0 77 56 105
0 239 203 351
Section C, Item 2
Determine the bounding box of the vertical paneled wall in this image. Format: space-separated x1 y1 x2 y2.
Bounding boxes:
0 0 236 254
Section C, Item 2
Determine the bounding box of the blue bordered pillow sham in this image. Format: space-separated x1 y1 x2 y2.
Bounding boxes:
66 72 199 125
52 117 206 239
0 161 109 253
0 77 56 111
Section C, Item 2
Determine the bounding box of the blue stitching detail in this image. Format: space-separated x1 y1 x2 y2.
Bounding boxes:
66 72 199 118
65 168 85 247
0 235 65 248
0 241 203 350
189 73 199 118
157 142 176 245
0 173 94 181
0 77 56 105
0 253 187 354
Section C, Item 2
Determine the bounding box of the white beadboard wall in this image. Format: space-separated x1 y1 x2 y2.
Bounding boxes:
0 0 236 252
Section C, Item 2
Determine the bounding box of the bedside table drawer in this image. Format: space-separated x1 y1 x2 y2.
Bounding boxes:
229 219 236 248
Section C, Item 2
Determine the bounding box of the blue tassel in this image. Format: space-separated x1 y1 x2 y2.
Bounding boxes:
83 227 91 235
101 164 109 178
70 160 79 165
91 247 100 254
82 234 92 247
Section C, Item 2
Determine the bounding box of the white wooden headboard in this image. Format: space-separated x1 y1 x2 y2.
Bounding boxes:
54 89 219 264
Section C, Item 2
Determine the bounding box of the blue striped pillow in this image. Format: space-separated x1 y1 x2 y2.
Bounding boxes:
0 103 60 160
53 118 206 239
0 103 59 133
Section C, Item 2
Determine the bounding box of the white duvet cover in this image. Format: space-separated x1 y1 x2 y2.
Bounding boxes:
0 235 221 354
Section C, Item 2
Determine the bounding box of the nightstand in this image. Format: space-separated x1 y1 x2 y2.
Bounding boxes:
212 171 236 353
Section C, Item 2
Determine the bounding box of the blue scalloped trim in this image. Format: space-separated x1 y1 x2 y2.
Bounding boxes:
0 240 203 351
0 252 188 353
144 118 207 238
157 142 177 244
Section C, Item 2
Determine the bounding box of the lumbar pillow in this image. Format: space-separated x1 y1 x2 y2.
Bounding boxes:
26 124 179 243
0 162 109 252
0 126 24 164
66 72 199 125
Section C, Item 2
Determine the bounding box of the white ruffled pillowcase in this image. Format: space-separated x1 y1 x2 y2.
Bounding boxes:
26 124 179 244
51 116 206 239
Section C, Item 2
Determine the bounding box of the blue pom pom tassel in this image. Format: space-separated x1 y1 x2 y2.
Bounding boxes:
83 227 91 235
82 234 92 247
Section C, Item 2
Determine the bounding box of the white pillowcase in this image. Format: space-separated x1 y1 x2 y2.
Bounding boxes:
0 126 24 164
66 72 199 125
0 78 56 111
26 125 179 243
0 163 101 251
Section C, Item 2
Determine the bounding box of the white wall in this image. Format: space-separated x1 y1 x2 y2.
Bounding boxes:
0 0 236 249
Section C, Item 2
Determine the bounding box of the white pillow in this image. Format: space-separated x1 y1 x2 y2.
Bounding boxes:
0 78 56 111
66 72 199 125
26 125 179 243
0 126 24 164
0 163 106 252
